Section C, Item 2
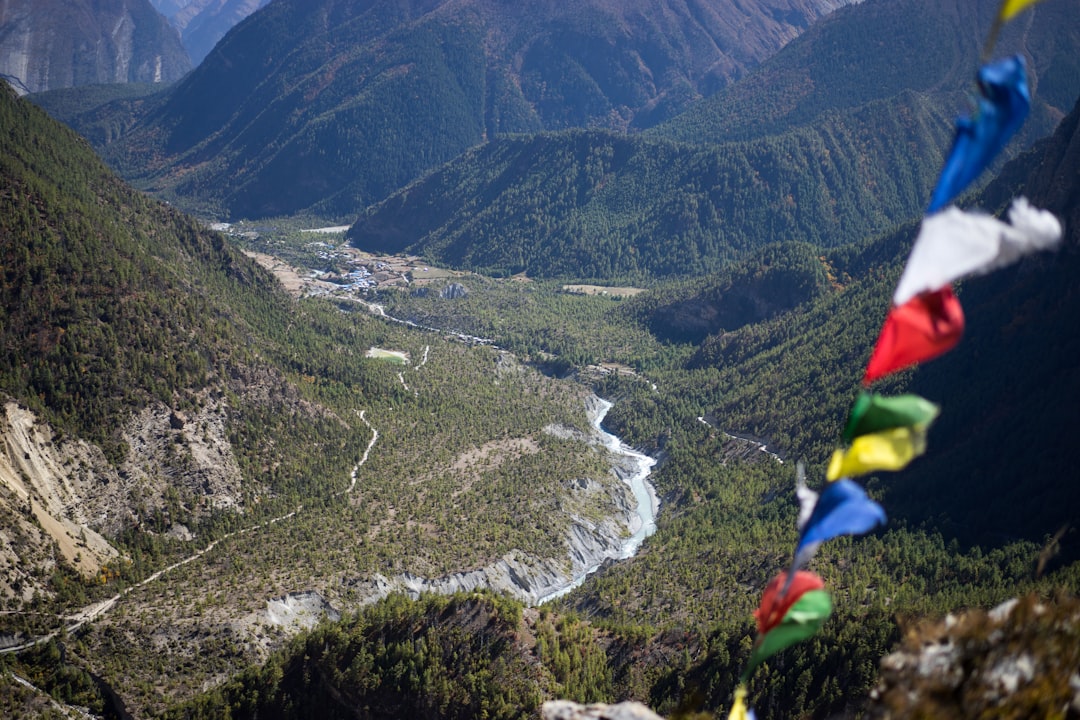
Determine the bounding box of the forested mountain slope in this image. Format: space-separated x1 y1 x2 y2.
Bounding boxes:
0 81 373 605
349 94 953 281
348 0 1079 282
0 0 190 95
53 0 857 219
654 0 1080 143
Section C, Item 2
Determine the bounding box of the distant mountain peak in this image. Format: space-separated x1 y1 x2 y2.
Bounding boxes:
150 0 272 65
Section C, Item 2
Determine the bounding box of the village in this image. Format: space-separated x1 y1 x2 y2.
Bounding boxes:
211 222 461 301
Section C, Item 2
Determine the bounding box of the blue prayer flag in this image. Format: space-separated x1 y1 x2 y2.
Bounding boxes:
927 55 1030 213
793 478 887 571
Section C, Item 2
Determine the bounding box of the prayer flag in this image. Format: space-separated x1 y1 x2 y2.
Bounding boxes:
827 425 929 481
744 587 832 679
997 0 1045 22
755 570 826 636
864 286 964 385
893 198 1062 306
793 479 886 572
843 392 940 444
927 55 1029 214
727 685 756 720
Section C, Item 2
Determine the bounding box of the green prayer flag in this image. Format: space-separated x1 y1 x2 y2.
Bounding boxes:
842 392 940 444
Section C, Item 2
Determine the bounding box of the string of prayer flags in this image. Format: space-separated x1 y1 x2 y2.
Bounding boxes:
842 392 940 444
893 197 1063 306
863 286 964 385
728 4 1057 715
742 571 833 681
926 54 1030 214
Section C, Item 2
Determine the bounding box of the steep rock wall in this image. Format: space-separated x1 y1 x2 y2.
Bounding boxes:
0 0 190 94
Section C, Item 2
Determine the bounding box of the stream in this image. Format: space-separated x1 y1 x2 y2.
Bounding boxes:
349 298 662 603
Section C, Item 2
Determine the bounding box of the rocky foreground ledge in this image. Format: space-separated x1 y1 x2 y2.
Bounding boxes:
868 593 1080 719
542 700 664 720
544 593 1080 720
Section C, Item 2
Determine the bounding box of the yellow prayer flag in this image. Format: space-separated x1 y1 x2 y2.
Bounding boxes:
997 0 1045 22
728 685 751 720
826 426 928 481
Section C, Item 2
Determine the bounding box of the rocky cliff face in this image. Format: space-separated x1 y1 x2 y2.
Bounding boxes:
0 0 190 94
0 394 244 602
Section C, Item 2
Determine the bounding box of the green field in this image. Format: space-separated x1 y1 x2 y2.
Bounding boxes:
365 347 410 364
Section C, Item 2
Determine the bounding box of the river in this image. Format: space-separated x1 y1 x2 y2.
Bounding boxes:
538 398 659 604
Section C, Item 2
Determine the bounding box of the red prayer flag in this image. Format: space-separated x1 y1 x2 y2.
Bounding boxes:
754 571 826 636
863 286 964 385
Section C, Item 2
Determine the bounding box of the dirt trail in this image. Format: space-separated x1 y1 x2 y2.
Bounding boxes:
1 411 379 655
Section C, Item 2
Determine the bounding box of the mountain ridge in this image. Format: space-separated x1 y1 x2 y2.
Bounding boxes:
57 0 860 219
345 0 1079 282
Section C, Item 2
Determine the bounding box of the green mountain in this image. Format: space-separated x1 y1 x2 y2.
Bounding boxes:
653 0 1080 143
349 92 952 281
347 0 1079 282
48 0 858 220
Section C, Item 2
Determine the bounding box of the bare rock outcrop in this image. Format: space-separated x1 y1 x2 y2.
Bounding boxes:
0 0 190 94
0 401 120 585
266 591 341 631
0 394 243 602
542 700 665 720
868 593 1080 719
